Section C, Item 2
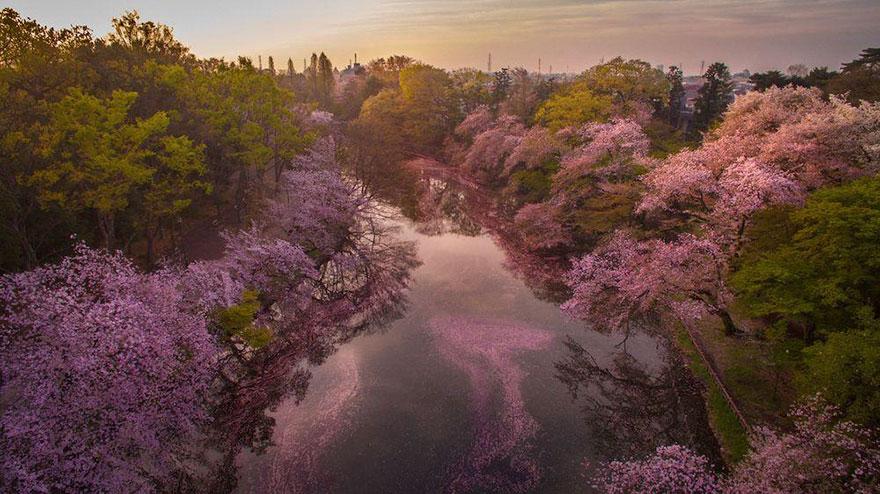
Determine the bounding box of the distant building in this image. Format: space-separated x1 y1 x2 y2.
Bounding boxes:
339 53 365 83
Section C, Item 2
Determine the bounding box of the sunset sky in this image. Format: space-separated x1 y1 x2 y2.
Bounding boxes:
9 0 880 75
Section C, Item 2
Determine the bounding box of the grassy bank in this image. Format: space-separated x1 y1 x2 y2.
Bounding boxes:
674 324 750 465
673 315 800 466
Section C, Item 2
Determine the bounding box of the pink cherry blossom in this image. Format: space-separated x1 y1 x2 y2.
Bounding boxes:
0 245 219 493
513 202 572 251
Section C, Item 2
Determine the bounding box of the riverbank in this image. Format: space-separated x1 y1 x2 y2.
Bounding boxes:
672 314 799 467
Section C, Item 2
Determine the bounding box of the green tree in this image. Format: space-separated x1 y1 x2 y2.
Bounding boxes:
802 330 880 426
28 89 206 250
732 176 880 339
491 67 511 111
581 57 669 112
691 62 733 135
449 68 492 114
185 65 308 221
533 81 612 131
749 70 794 91
502 67 538 121
828 47 880 103
316 52 334 107
107 10 192 65
665 66 685 128
307 52 319 99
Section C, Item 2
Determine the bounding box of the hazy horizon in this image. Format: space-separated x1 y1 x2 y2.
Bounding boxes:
8 0 880 76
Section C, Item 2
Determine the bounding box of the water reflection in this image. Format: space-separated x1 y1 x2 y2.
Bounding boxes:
224 157 721 493
210 215 418 493
555 336 721 464
397 159 570 304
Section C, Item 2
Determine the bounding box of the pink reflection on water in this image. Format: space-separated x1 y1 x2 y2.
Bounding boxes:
429 316 553 493
266 348 361 493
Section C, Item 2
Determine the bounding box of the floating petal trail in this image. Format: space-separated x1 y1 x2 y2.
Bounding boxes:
429 316 552 493
264 347 361 493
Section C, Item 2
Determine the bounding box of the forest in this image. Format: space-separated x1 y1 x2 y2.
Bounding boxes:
1 7 880 493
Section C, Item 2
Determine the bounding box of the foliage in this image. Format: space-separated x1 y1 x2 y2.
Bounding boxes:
731 176 880 337
357 62 457 155
0 245 218 492
691 62 734 135
28 88 208 249
500 67 539 122
0 9 309 269
802 330 880 427
732 176 880 424
828 47 880 103
580 57 670 112
665 65 686 128
533 81 613 131
603 86 880 335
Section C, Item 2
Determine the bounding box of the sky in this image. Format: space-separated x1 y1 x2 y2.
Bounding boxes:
8 0 880 75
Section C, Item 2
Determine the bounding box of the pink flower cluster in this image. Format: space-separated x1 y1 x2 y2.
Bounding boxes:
0 136 417 492
594 396 880 494
513 202 572 251
0 245 219 493
563 231 725 330
555 118 652 188
568 86 880 333
593 444 720 494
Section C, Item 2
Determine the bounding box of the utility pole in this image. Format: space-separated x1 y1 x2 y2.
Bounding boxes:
700 60 705 75
303 58 306 73
488 53 492 73
538 58 541 76
258 55 262 71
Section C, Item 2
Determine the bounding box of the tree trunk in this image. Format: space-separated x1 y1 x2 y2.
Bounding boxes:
145 222 159 269
97 211 115 250
717 308 741 336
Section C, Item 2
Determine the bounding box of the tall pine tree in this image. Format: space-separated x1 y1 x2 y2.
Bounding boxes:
665 65 685 128
317 52 334 108
691 62 733 136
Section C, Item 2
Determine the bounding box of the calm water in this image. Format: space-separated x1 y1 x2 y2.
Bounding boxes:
233 169 718 493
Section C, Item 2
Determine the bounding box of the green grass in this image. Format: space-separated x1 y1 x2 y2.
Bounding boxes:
675 327 750 465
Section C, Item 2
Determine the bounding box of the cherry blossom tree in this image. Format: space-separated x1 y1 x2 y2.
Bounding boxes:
639 156 803 249
513 202 572 251
554 118 651 190
639 87 880 227
562 231 737 333
0 245 219 493
503 126 563 177
455 105 495 138
723 395 880 493
460 115 526 183
570 87 880 335
592 396 880 494
591 445 720 494
704 87 879 188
